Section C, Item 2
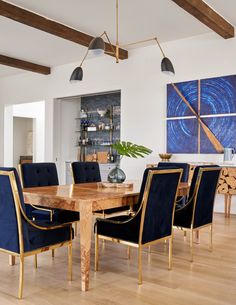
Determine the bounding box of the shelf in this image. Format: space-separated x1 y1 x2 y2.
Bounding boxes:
75 144 112 147
76 129 120 133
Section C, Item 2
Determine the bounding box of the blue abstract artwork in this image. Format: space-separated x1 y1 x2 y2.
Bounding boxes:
167 75 236 154
167 119 198 153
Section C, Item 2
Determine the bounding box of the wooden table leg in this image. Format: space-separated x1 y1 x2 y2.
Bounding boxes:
224 194 228 218
79 203 93 292
228 194 232 218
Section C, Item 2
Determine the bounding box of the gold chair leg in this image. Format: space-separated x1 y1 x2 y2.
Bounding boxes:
52 249 55 258
209 225 213 251
190 229 193 262
18 255 24 299
168 236 173 270
68 243 73 281
95 234 99 272
138 246 142 285
34 254 37 269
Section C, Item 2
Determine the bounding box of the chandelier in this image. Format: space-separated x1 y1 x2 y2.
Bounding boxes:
70 0 175 82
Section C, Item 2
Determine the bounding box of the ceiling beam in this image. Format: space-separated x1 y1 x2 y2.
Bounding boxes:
0 54 51 74
0 0 128 60
172 0 234 39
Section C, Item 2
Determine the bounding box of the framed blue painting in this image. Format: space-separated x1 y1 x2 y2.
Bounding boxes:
167 75 236 154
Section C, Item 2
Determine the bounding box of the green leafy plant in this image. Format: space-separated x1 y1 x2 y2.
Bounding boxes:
112 141 152 158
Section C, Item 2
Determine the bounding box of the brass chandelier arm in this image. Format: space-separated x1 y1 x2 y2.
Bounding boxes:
103 31 118 62
154 37 166 58
120 37 157 48
120 37 166 58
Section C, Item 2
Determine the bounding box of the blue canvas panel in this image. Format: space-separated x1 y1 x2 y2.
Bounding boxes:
201 75 236 115
167 118 198 153
167 80 198 118
200 116 236 153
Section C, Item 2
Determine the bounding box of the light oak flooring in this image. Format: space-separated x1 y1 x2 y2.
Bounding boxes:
0 213 235 305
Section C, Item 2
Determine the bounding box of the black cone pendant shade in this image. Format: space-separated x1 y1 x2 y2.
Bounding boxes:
70 66 83 82
161 57 175 76
88 37 105 56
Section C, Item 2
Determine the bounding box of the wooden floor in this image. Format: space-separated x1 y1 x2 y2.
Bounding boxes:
0 213 235 304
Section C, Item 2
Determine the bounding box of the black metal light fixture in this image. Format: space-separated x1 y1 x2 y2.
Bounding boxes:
88 37 105 56
161 57 175 76
70 66 83 82
70 0 175 82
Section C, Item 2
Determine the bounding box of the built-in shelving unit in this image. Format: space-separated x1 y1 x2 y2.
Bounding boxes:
75 91 121 162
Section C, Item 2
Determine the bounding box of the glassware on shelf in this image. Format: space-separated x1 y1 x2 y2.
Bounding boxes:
97 109 107 117
80 109 87 118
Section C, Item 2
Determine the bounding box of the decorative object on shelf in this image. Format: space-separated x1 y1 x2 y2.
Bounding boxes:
97 109 107 117
159 153 172 162
80 109 87 118
97 151 108 163
167 75 236 154
223 147 235 162
70 0 174 82
108 141 152 183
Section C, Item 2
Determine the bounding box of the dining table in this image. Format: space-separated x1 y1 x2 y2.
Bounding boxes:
23 180 189 292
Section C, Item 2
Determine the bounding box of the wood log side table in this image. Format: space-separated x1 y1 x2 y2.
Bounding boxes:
217 167 236 217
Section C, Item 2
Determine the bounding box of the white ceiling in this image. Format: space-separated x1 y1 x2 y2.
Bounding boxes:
0 0 235 77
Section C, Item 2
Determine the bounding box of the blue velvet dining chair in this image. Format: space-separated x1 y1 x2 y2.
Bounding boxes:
19 163 80 260
71 161 130 217
174 166 221 262
0 167 73 299
19 163 80 224
158 162 190 209
94 168 183 284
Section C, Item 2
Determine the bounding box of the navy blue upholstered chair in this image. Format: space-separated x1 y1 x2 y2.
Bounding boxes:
158 162 190 208
174 166 221 262
71 161 130 216
19 163 80 224
94 168 182 284
71 161 101 183
0 167 73 299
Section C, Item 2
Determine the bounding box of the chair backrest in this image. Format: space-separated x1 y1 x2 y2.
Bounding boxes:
140 169 182 245
20 163 59 188
71 162 101 183
188 165 219 201
192 167 221 228
0 168 30 254
158 162 190 182
175 165 221 229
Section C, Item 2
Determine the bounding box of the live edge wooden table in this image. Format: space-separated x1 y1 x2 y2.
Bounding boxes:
23 181 189 292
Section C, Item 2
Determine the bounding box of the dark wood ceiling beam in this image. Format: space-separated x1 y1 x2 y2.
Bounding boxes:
172 0 234 39
0 0 128 60
0 54 51 74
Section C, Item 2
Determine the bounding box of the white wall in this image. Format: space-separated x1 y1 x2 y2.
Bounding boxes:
0 32 236 213
3 101 45 165
53 97 81 183
13 117 33 168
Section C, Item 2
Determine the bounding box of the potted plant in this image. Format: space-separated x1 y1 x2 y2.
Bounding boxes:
108 141 152 183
